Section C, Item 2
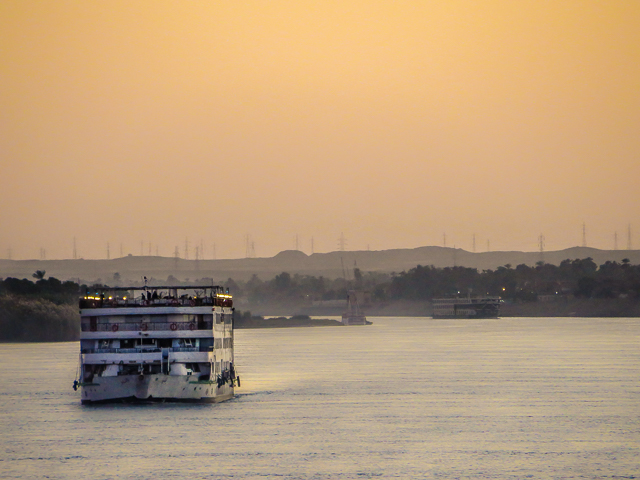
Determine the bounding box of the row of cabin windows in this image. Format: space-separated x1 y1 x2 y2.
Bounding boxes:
82 314 230 330
85 314 212 325
82 337 232 351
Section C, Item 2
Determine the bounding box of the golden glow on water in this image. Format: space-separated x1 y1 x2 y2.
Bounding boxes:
0 317 638 478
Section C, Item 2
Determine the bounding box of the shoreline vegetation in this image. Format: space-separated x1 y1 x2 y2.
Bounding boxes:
1 256 639 342
0 297 638 343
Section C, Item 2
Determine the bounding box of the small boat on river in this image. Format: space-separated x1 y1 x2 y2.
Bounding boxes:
432 295 501 319
341 290 371 325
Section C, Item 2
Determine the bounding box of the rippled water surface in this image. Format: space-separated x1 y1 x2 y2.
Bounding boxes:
1 317 638 479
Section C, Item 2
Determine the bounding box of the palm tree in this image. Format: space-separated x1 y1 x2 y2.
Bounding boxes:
32 270 46 280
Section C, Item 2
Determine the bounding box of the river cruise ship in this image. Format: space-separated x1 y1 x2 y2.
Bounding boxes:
432 296 501 319
341 290 370 325
74 285 238 404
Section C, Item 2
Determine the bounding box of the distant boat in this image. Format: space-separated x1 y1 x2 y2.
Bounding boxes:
341 290 371 325
432 296 501 319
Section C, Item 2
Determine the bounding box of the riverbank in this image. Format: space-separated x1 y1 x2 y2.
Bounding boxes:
235 315 343 329
0 294 79 342
245 298 640 318
2 297 639 343
500 298 640 317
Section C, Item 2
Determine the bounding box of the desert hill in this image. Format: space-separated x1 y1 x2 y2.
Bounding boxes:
1 246 639 284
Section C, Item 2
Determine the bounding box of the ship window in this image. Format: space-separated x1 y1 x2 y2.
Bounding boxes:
124 315 142 324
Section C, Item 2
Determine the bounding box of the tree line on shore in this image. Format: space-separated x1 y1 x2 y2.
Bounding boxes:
1 258 640 342
220 257 640 305
0 272 81 342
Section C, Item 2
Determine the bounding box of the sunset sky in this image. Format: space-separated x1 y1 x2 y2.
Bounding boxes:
2 1 639 260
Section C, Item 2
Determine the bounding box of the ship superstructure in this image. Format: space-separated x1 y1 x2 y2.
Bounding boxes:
75 285 238 404
432 296 501 319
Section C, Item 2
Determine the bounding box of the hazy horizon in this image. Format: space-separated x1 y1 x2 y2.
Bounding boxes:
1 243 637 264
2 1 638 260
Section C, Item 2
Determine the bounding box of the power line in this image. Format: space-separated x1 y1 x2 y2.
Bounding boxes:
244 234 256 258
338 232 347 251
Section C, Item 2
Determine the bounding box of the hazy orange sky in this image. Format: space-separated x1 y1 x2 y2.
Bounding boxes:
2 1 639 260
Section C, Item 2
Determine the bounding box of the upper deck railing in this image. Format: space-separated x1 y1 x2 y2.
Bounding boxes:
79 297 232 309
79 285 232 309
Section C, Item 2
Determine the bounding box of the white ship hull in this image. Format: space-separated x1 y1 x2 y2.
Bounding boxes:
80 374 234 404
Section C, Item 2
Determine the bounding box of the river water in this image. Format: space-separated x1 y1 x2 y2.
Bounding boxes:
0 317 638 479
